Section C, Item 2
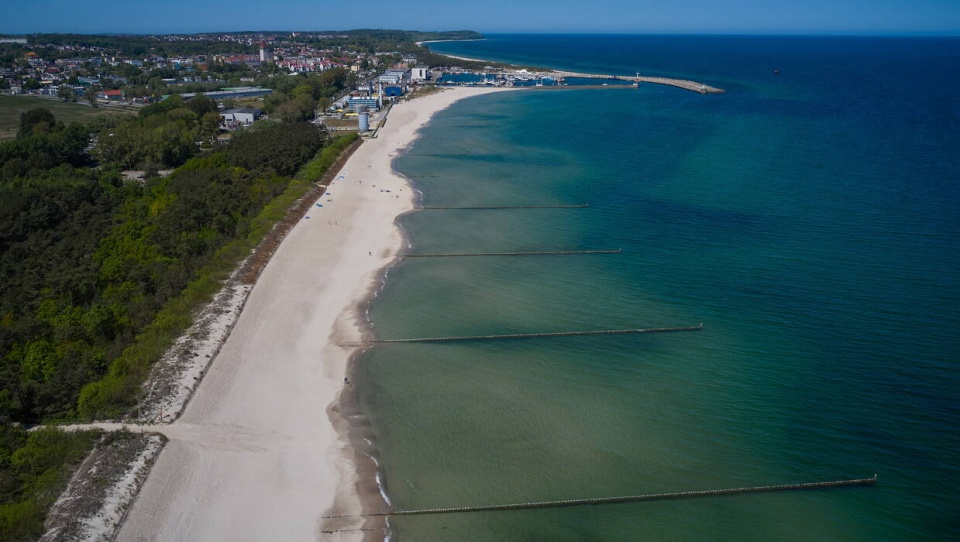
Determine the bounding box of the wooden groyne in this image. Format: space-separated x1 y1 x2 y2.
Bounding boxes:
402 248 620 258
349 324 702 345
324 475 877 518
421 204 589 210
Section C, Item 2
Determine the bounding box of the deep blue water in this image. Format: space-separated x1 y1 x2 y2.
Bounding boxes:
356 35 960 540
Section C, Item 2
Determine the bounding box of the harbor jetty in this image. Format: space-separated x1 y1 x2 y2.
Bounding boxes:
436 67 724 94
636 75 724 93
548 70 725 93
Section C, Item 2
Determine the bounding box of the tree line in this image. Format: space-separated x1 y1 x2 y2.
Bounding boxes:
2 108 329 422
0 105 356 538
5 30 482 62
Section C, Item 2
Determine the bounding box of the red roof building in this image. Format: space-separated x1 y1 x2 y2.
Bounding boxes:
96 89 124 100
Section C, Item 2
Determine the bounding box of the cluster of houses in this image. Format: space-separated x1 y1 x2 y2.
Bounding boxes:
2 50 100 96
2 33 448 136
1 32 428 102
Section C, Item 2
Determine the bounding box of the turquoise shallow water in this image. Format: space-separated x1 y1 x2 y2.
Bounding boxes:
356 36 960 540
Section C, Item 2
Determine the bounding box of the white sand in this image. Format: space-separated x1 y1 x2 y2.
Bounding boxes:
115 87 510 541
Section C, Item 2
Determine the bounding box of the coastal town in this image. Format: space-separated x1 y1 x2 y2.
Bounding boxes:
0 31 454 133
1 31 427 97
0 30 722 140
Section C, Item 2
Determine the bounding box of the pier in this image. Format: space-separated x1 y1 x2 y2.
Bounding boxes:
548 70 724 93
547 70 724 93
401 248 620 258
324 475 877 518
436 67 724 93
636 75 725 94
345 324 702 346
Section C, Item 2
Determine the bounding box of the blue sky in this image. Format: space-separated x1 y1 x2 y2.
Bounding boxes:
1 0 958 35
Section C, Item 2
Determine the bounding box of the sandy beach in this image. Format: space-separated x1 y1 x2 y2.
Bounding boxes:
113 86 508 541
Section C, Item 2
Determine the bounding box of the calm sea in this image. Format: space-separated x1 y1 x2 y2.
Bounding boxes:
355 35 960 540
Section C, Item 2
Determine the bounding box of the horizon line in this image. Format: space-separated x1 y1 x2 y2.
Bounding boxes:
1 30 959 38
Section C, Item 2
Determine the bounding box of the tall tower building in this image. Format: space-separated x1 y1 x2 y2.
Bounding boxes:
259 41 270 63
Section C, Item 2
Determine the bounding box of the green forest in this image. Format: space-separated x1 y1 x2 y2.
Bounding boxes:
0 97 359 538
